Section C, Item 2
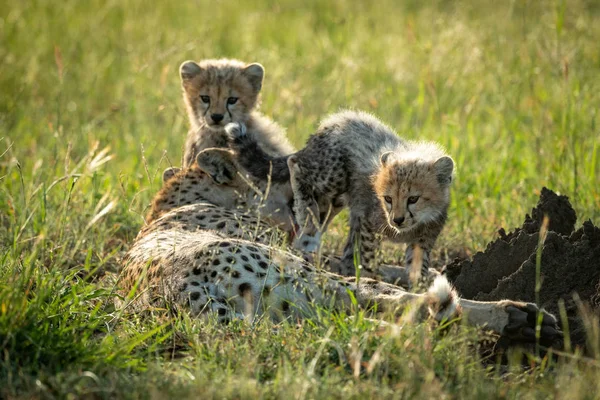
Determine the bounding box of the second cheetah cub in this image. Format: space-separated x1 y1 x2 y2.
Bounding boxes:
179 58 294 167
226 110 454 281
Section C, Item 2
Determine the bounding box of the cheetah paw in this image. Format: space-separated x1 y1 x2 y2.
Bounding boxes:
497 302 562 349
224 122 247 140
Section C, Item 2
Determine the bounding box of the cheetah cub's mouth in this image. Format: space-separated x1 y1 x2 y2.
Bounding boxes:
206 117 227 129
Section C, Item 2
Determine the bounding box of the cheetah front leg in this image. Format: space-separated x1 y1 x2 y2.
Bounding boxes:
287 157 323 253
352 278 561 346
340 211 382 278
458 298 562 347
291 194 322 253
401 223 443 283
403 242 432 284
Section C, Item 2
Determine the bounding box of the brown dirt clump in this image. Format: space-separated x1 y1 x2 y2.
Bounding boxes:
501 186 577 239
446 187 599 347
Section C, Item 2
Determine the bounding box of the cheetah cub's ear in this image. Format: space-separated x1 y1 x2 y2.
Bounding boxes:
162 167 181 183
179 60 203 82
241 63 265 92
433 156 454 186
195 148 238 185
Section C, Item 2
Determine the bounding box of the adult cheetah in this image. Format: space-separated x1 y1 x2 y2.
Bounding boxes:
119 148 560 346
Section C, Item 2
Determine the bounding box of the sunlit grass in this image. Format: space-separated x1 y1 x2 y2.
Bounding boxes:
1 0 600 397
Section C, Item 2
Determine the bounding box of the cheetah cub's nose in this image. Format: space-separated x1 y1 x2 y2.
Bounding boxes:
393 216 405 226
211 113 224 123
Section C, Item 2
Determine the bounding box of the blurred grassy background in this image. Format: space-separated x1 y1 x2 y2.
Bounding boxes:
2 0 599 248
1 0 600 397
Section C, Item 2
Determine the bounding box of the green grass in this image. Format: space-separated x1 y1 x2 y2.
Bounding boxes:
1 0 600 397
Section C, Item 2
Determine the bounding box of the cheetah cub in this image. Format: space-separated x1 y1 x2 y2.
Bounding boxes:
226 110 454 281
179 58 294 167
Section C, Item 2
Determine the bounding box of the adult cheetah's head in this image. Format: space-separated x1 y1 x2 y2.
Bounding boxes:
148 148 294 230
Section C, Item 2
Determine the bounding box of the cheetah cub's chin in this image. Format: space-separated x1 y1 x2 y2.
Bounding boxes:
374 150 454 234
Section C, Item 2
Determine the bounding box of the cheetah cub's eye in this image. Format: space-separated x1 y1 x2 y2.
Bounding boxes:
200 95 210 104
227 97 238 105
407 196 420 205
384 196 393 204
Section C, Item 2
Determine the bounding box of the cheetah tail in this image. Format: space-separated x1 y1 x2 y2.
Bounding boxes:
426 275 462 322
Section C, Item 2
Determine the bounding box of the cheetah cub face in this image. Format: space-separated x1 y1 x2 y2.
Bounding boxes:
180 59 264 130
374 153 454 232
